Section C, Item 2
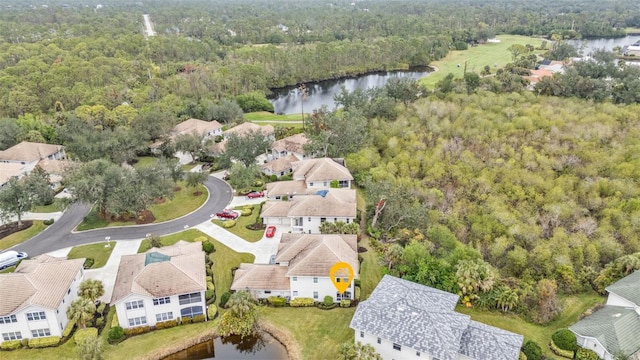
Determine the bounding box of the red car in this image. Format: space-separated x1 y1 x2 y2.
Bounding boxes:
247 191 264 199
265 226 276 238
216 209 239 219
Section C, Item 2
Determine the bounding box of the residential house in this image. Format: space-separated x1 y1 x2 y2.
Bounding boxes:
111 241 207 329
231 234 358 302
36 159 73 189
0 255 84 344
209 122 275 156
261 189 356 233
0 142 66 173
265 157 354 199
350 275 524 360
0 163 26 188
261 154 299 178
150 118 222 154
569 270 640 360
270 133 308 161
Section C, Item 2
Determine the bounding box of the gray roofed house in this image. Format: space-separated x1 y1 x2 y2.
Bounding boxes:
350 275 523 360
569 270 640 360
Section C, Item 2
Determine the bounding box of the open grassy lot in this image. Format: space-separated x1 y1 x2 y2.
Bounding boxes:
76 182 206 231
211 204 264 242
0 221 47 251
66 242 115 269
261 306 355 360
31 198 66 213
421 34 545 87
209 239 255 301
137 229 213 252
245 111 302 122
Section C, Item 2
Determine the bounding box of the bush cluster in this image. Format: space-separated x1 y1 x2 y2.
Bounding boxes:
43 219 54 225
241 208 252 216
0 340 22 350
549 340 574 358
323 296 334 306
207 282 215 291
123 325 151 336
83 258 95 269
96 302 107 314
222 220 236 228
219 292 231 308
192 314 206 323
205 289 215 300
207 304 218 319
155 320 178 330
74 327 98 345
290 297 315 307
340 300 351 308
576 348 600 360
202 241 215 254
62 319 76 338
108 326 125 343
268 296 286 307
28 336 61 348
522 340 542 360
552 329 577 352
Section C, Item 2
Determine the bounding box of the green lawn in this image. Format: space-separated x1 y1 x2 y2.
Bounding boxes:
131 156 158 169
625 27 640 34
245 111 303 121
0 221 47 251
421 34 545 88
261 307 355 360
31 198 66 213
66 242 115 269
358 237 384 300
137 229 213 253
0 265 16 273
211 205 264 242
210 239 255 301
76 182 206 231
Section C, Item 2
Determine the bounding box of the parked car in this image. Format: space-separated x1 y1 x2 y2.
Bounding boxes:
265 225 276 238
216 209 239 219
0 251 28 270
247 191 264 199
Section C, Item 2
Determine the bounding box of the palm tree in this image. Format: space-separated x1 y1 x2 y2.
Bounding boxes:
67 298 96 329
76 336 103 360
78 279 105 304
227 290 255 317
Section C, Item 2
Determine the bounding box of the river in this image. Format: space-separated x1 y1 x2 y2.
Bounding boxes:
163 332 288 360
567 35 640 57
268 68 431 115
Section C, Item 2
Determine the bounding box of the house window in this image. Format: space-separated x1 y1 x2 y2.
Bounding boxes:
334 218 337 222
393 343 401 351
343 278 348 283
180 306 203 319
360 331 364 338
264 291 271 294
339 180 348 188
336 292 342 301
313 291 318 299
0 315 17 324
178 292 202 305
292 276 297 282
346 218 350 223
320 218 326 223
26 312 46 321
309 182 314 186
293 291 298 297
155 312 173 322
313 277 318 283
67 288 71 294
2 332 22 341
128 316 147 326
308 217 311 222
344 291 351 299
153 297 171 306
125 300 144 310
417 351 421 356
324 182 328 187
31 329 51 338
377 337 381 344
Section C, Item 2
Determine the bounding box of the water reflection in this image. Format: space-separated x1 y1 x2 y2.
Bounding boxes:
162 331 288 360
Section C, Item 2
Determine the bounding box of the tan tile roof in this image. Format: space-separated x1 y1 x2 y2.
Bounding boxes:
266 180 308 197
261 189 357 218
0 256 84 315
0 163 26 185
271 133 308 154
111 241 206 303
276 234 358 277
36 159 73 175
225 122 274 138
231 264 290 291
208 139 227 154
292 158 353 183
0 142 64 163
261 155 299 174
172 118 222 136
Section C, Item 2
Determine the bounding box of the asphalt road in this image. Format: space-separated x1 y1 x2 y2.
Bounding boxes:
14 176 233 257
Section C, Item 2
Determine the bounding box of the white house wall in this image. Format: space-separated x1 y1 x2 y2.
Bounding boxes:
290 276 355 302
53 268 83 335
606 292 637 308
354 330 427 360
115 291 206 329
298 217 355 234
576 335 613 360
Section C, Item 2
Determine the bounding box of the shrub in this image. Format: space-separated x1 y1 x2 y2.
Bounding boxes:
241 208 252 216
252 180 263 187
207 281 215 291
324 295 334 306
206 266 213 276
20 338 28 347
317 302 338 310
202 241 215 254
269 174 277 182
552 329 577 351
182 317 193 325
83 258 95 269
96 302 107 314
192 314 206 323
355 287 361 301
576 348 600 360
123 326 151 336
208 304 218 319
340 300 351 308
155 320 178 330
522 340 542 360
268 296 287 307
549 339 574 358
43 219 54 225
203 289 214 301
108 326 125 342
74 327 97 345
282 195 289 201
1 340 22 350
206 275 213 283
354 279 361 287
219 292 231 308
62 319 76 338
222 220 236 228
111 311 119 328
290 297 315 307
28 336 60 348
96 317 104 328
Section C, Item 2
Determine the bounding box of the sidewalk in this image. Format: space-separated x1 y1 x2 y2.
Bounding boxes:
0 211 64 226
83 240 142 303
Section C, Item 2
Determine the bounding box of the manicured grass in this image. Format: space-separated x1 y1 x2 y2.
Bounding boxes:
76 182 206 231
456 292 604 359
245 111 303 121
66 242 115 269
181 163 199 172
625 27 640 34
131 156 158 169
31 198 66 213
0 337 77 360
209 239 255 301
211 204 264 242
0 221 47 251
421 34 545 87
261 307 355 360
137 229 213 253
0 266 16 273
358 237 384 300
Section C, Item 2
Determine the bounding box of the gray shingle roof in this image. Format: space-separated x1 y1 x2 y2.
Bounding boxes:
459 320 524 360
605 269 640 306
569 305 640 357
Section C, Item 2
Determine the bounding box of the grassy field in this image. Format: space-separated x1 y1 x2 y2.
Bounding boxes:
261 307 355 360
137 229 213 252
209 239 255 301
421 34 545 87
245 111 302 121
211 205 264 242
31 198 66 213
0 221 47 251
66 242 115 269
76 182 206 231
358 237 384 300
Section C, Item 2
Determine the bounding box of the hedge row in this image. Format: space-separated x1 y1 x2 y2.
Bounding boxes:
576 348 600 360
207 282 215 291
208 304 218 319
340 300 351 308
222 220 236 228
290 297 315 307
192 314 206 323
28 336 61 348
123 325 151 336
549 341 574 359
268 296 286 307
0 340 21 350
62 319 76 338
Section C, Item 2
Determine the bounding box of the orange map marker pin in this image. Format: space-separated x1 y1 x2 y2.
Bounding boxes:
330 262 354 294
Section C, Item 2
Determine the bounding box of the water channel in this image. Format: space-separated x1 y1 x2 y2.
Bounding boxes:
163 332 288 360
268 67 431 115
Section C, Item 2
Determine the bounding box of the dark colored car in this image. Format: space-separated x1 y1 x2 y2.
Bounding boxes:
216 209 239 219
266 225 276 238
247 191 264 199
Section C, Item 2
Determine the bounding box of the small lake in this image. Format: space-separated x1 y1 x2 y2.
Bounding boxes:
268 68 431 115
163 332 288 360
567 35 640 57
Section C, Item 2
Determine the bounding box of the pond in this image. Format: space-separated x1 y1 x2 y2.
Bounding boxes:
163 331 288 360
567 35 640 57
268 67 431 115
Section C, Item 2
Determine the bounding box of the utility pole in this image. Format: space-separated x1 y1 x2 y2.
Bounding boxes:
298 84 309 129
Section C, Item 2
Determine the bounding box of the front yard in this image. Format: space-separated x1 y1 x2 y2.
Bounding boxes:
66 242 115 269
0 221 47 251
211 204 265 242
